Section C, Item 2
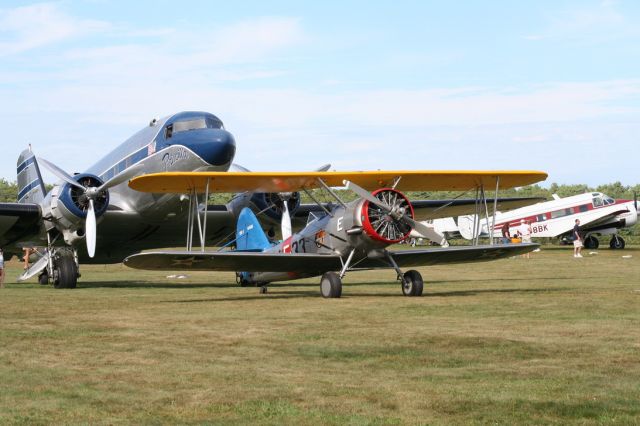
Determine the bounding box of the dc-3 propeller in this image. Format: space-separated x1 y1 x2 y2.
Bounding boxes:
37 158 142 258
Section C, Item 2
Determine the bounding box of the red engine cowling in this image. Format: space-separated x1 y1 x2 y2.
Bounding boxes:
359 188 414 244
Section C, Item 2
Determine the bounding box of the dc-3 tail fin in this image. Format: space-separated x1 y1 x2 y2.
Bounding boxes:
17 147 46 204
236 207 271 252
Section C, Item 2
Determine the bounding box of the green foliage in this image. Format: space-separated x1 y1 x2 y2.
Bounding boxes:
0 179 18 202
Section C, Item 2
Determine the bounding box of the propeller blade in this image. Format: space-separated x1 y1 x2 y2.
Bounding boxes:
86 199 97 258
37 157 85 190
281 199 292 240
98 163 144 192
634 191 637 212
402 215 432 237
343 180 392 211
314 164 331 172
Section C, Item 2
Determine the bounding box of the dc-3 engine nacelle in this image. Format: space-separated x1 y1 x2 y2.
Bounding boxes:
227 191 301 228
44 173 110 245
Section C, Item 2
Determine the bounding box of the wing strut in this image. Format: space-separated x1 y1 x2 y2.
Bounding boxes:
491 177 500 245
185 177 212 252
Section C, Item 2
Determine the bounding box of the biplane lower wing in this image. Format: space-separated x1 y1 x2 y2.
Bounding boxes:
124 244 537 274
358 243 539 269
124 251 344 273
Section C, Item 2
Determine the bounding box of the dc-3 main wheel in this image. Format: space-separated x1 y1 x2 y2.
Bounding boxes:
320 272 342 298
584 235 599 250
53 255 78 289
610 236 625 249
402 270 423 297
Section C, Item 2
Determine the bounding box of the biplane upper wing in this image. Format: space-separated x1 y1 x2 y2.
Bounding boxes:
124 244 537 273
128 170 548 194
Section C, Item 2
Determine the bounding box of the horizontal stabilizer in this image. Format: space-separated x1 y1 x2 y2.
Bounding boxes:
129 170 547 194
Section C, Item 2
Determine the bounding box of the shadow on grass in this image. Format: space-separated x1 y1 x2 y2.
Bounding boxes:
77 281 239 289
163 286 569 303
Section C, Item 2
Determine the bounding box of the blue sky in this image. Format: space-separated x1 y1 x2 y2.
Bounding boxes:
1 1 639 187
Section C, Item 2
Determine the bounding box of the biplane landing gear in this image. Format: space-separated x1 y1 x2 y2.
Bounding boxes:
320 271 342 298
401 270 423 297
259 285 268 294
610 235 625 249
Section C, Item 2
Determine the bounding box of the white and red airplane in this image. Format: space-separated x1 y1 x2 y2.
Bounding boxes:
421 192 638 249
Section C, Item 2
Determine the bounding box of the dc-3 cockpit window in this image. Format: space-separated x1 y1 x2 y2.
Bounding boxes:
592 193 615 208
165 117 224 139
592 196 603 207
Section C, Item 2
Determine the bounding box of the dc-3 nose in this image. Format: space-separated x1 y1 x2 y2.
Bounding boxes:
182 128 237 167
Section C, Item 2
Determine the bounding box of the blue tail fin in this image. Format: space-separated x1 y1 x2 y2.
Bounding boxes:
236 207 271 252
17 148 46 203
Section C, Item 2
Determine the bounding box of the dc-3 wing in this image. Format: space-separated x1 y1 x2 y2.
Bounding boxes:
128 170 548 193
124 244 538 272
0 202 44 255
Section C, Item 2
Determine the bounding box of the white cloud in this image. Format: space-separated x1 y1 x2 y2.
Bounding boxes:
0 3 109 56
525 1 634 43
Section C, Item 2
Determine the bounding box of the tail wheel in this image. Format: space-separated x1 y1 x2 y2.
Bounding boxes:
320 271 342 298
584 236 599 250
236 272 252 287
402 270 423 297
53 254 78 289
610 236 625 249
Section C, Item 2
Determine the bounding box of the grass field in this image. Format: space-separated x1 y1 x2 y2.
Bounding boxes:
1 246 639 425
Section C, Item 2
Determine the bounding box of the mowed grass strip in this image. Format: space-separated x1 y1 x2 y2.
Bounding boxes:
1 247 639 424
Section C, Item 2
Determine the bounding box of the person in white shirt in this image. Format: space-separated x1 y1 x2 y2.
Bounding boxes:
519 219 532 258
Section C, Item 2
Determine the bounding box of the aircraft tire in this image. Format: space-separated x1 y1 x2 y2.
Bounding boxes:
584 236 599 250
53 255 78 289
320 272 342 298
38 271 49 285
610 236 625 249
402 270 423 297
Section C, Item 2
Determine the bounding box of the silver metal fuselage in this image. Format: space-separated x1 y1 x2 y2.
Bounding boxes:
69 112 237 263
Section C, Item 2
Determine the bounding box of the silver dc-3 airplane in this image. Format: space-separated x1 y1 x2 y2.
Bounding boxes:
0 110 546 290
124 170 547 298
